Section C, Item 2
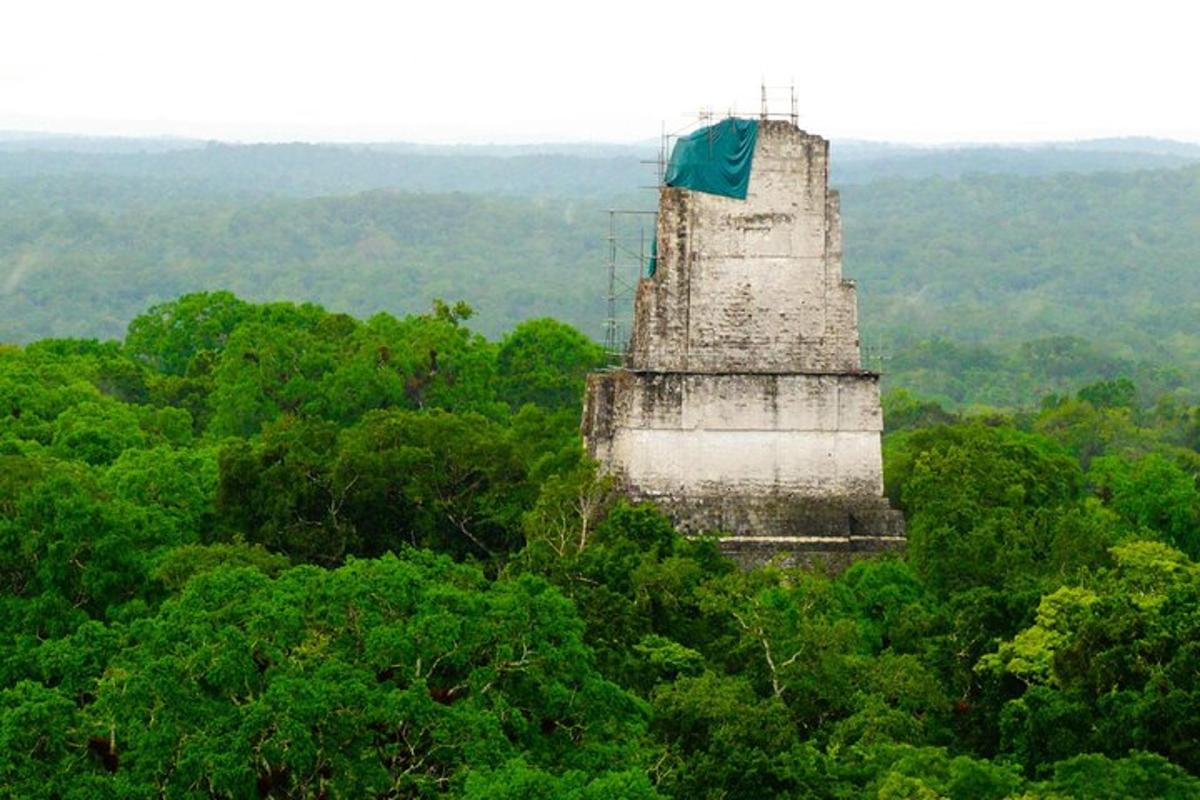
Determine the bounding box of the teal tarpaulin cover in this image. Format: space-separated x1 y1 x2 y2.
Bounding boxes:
649 118 758 276
664 117 759 200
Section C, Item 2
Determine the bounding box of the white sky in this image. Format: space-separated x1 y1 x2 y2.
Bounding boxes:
1 0 1197 145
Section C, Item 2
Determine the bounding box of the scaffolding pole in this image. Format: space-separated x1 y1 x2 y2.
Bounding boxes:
603 209 658 365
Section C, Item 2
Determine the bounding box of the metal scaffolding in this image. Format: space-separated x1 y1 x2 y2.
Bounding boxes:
603 208 656 362
599 85 800 364
760 80 799 125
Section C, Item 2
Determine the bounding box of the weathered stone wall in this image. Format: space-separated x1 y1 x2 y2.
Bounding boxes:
583 371 884 497
628 120 861 374
583 117 904 566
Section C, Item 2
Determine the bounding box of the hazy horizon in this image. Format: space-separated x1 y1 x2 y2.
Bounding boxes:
4 1 1198 146
2 126 1199 150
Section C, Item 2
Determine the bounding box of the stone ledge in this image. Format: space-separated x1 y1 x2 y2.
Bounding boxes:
718 533 906 570
639 492 906 540
720 535 907 545
613 368 882 378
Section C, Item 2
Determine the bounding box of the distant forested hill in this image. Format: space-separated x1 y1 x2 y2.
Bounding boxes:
0 146 651 200
1 135 1198 406
2 134 1198 198
0 186 611 342
834 145 1200 183
845 166 1200 404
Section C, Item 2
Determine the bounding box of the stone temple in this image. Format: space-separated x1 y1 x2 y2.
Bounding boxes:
581 116 905 566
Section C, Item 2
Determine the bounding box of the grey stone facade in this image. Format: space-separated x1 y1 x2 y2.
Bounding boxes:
582 119 904 567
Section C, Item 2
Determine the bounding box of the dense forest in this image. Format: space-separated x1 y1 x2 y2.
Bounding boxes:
2 141 1200 408
2 133 1199 795
2 291 1199 797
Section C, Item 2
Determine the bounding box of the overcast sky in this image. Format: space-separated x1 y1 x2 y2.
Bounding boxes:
2 0 1196 145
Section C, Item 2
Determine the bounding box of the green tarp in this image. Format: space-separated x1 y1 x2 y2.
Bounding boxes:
649 118 759 276
664 117 759 200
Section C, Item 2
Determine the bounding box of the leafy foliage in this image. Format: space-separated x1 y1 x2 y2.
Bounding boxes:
1 292 1198 796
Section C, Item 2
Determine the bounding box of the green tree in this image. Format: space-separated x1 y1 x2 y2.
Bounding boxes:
0 464 191 638
124 291 252 376
1076 377 1138 409
51 400 147 466
334 408 532 560
102 445 218 537
891 424 1106 595
1034 752 1200 799
496 318 606 412
980 541 1200 774
1088 453 1200 557
46 553 654 797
